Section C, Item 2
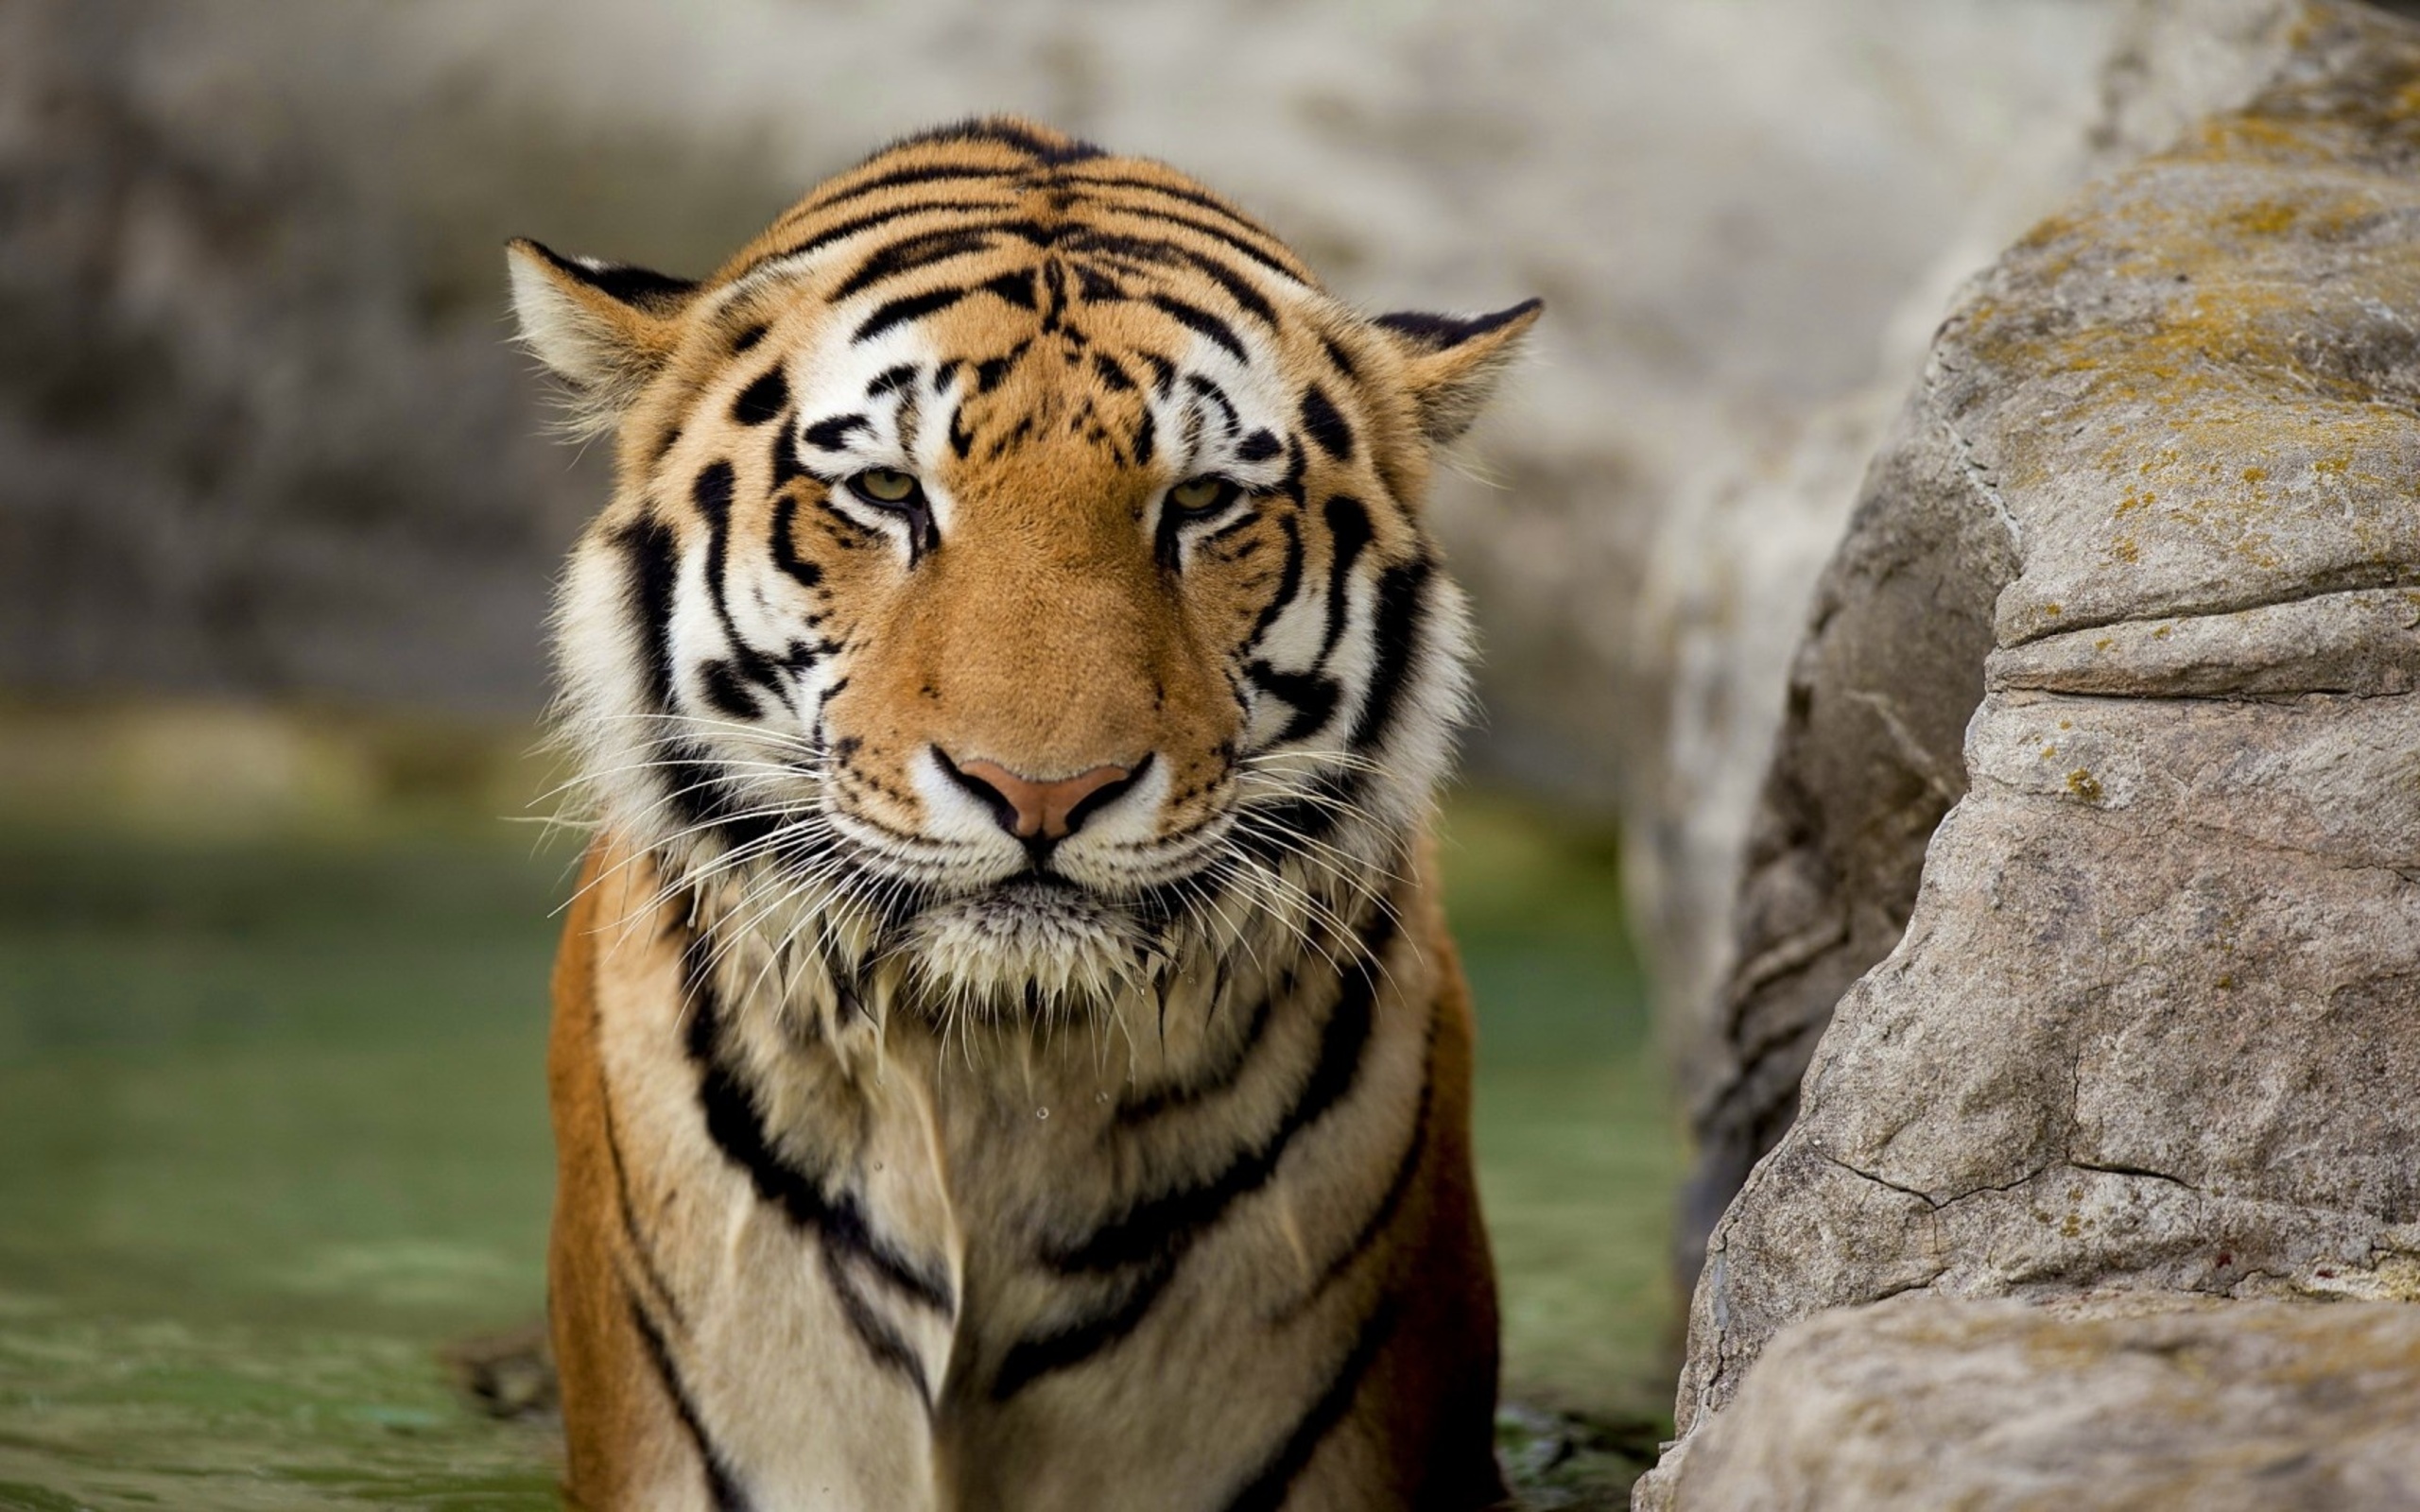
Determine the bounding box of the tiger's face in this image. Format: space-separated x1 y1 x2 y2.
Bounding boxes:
512 120 1535 1020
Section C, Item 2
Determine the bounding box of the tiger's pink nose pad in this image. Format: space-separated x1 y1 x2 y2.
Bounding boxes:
941 755 1142 842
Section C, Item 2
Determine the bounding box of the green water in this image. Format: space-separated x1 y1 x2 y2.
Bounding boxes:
0 800 1677 1509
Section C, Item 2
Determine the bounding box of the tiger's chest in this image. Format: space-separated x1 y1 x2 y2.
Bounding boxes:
585 902 1437 1511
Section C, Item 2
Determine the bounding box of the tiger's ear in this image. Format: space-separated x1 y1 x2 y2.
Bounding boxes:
506 238 699 425
1372 299 1543 446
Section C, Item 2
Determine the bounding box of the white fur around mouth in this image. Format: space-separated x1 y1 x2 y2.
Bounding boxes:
903 877 1155 1015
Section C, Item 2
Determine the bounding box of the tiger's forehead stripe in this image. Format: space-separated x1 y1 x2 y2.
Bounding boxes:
779 118 1294 228
714 134 1316 331
760 120 1312 279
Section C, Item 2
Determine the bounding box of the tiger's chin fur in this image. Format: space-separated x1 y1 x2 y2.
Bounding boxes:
909 878 1149 1006
513 116 1538 1512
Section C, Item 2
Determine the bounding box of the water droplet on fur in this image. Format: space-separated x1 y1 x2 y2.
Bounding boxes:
1035 1107 1049 1120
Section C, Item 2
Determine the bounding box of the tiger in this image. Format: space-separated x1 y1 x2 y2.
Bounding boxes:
509 116 1539 1512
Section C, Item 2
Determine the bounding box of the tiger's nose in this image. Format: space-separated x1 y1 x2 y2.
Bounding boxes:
938 752 1143 843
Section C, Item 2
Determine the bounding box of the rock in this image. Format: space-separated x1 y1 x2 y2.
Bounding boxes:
1645 0 2420 1499
1651 1295 2420 1511
1663 0 2420 1287
1638 0 2336 1264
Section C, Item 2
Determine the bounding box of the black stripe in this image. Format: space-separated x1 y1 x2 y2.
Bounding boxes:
982 266 1039 309
628 1292 752 1512
868 363 920 399
1061 232 1280 327
1276 435 1309 507
802 413 870 451
731 322 769 352
692 461 736 519
577 263 692 310
830 227 998 301
1236 428 1282 463
1061 180 1307 280
1234 772 1363 875
1280 1037 1432 1320
1046 904 1395 1275
1132 407 1156 467
1249 661 1341 746
731 368 788 427
615 518 682 711
984 217 1067 250
1040 258 1070 331
1204 514 1261 550
599 1064 683 1326
1178 248 1281 329
770 495 821 589
1060 172 1296 249
1317 494 1373 662
1242 511 1305 653
1186 373 1240 438
650 739 781 851
1299 383 1354 460
682 940 955 1315
990 1265 1167 1400
522 240 697 314
1113 202 1307 282
855 285 969 343
799 163 1019 217
892 116 1104 163
1150 293 1248 361
691 461 783 707
1373 298 1542 351
743 198 1021 277
976 340 1030 394
999 911 1391 1399
821 1246 933 1406
1347 558 1431 749
697 659 759 720
1115 977 1279 1125
1075 263 1129 302
1319 334 1358 381
1217 1297 1400 1512
1091 352 1136 391
769 422 806 491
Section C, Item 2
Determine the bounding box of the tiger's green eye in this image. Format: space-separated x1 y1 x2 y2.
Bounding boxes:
1167 476 1234 515
853 469 919 504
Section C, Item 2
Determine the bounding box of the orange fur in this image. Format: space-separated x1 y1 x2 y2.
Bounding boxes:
512 118 1535 1509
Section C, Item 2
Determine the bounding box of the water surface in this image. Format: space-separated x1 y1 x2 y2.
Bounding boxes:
0 801 1674 1509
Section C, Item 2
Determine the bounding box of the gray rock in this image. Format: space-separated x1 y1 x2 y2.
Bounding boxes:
1647 0 2420 1500
1646 0 2396 1282
1654 1295 2420 1511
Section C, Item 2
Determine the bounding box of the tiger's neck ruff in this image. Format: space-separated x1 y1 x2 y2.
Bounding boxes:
514 117 1537 1512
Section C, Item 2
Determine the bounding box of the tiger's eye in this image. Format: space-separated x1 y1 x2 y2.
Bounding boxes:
1168 476 1229 513
855 469 919 504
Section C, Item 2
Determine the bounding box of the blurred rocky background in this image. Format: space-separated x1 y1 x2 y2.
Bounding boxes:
0 0 2113 763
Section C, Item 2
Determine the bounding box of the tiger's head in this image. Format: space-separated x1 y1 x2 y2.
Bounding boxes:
511 118 1535 1025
